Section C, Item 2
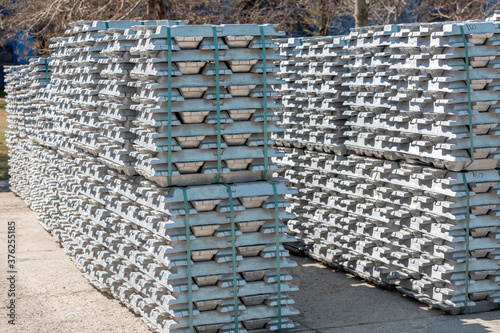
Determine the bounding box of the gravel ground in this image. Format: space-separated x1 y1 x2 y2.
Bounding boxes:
1 191 499 333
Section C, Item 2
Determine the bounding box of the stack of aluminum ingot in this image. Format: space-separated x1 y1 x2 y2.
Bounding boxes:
292 153 500 314
6 20 299 332
273 36 350 250
4 58 52 140
128 24 285 186
276 22 500 314
4 64 30 141
97 21 190 175
5 63 31 195
5 58 52 194
272 37 301 158
273 36 348 156
344 22 500 171
29 58 55 146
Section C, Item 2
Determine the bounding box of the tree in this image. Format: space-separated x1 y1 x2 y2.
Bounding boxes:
2 0 499 58
418 0 500 22
354 0 368 27
0 0 145 56
352 0 499 27
0 0 301 57
368 0 418 25
297 0 353 36
319 0 336 35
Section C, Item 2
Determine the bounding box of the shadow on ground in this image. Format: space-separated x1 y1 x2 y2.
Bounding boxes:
288 255 500 333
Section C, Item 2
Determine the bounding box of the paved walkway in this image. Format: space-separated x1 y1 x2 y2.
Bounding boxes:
0 192 146 333
0 192 499 332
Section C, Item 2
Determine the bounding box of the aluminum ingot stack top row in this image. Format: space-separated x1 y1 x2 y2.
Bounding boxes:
273 36 349 157
5 58 52 191
4 58 51 140
96 20 188 175
4 65 30 139
128 24 285 186
272 36 350 249
44 20 184 164
4 64 30 197
6 20 299 333
343 21 500 171
44 20 107 156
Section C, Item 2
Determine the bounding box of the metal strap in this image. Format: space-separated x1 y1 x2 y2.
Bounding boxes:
459 26 475 170
167 27 174 185
260 25 269 179
181 188 194 331
271 183 282 331
224 184 239 332
44 58 49 84
212 26 223 183
459 172 471 314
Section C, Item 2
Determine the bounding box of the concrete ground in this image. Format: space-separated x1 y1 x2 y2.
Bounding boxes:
1 191 499 333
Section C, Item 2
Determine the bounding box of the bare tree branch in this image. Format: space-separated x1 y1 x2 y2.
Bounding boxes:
2 0 499 59
116 0 145 20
